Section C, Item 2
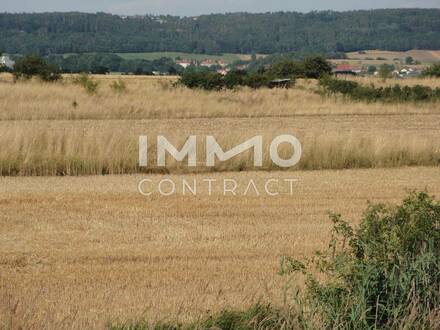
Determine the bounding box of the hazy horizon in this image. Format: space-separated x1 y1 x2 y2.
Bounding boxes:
2 0 440 17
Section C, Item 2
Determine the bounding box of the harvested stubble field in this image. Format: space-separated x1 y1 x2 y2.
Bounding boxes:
0 73 440 329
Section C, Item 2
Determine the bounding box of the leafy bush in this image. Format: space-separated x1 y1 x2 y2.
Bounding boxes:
178 70 225 91
267 58 305 78
178 69 295 91
72 73 99 94
242 72 273 89
302 56 333 79
320 76 440 103
13 54 62 82
423 63 440 77
267 56 332 79
178 57 331 91
281 191 440 329
223 70 247 89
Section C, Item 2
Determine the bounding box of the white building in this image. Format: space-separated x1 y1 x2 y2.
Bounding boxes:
176 60 192 69
0 55 14 69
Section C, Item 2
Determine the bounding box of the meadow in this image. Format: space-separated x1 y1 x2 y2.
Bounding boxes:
0 73 440 328
114 52 252 63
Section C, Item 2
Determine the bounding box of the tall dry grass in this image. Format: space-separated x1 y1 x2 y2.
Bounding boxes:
1 74 439 175
1 74 440 121
0 126 438 175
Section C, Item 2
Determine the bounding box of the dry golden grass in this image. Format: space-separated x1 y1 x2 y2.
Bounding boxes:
1 74 440 121
1 74 440 328
0 120 439 175
349 75 440 88
0 74 440 175
1 167 440 329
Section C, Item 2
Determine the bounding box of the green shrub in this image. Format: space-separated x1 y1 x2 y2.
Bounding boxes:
243 72 273 89
13 54 62 82
281 191 440 329
423 63 440 77
72 73 99 94
267 58 304 78
178 69 295 91
302 56 333 79
223 70 247 89
178 70 224 90
178 57 329 91
110 79 127 93
266 56 332 79
320 77 440 103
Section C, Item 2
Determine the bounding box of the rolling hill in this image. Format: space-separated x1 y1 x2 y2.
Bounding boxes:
2 9 440 55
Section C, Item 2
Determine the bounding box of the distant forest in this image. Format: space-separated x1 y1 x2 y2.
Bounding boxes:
1 9 440 55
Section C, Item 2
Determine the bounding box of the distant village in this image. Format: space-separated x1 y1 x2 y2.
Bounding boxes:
333 64 423 78
175 57 425 78
0 53 427 78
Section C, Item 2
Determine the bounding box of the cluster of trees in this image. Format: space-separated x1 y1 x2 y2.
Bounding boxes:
13 55 62 82
320 76 440 103
2 10 440 55
179 56 332 90
47 53 182 75
6 53 183 81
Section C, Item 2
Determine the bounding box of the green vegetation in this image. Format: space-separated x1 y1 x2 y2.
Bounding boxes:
12 54 62 82
281 191 440 329
320 76 440 103
179 57 331 90
2 10 440 55
423 63 440 77
110 79 127 94
378 64 395 79
72 73 99 94
111 304 295 330
47 53 182 75
112 192 440 329
115 52 245 63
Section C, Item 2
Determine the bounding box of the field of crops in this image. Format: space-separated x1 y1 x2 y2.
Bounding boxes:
0 73 440 328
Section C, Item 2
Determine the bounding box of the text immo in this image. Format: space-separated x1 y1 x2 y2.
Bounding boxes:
139 135 302 168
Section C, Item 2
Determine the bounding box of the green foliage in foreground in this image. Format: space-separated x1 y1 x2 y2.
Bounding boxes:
319 76 440 103
112 192 440 329
282 191 440 329
110 305 296 330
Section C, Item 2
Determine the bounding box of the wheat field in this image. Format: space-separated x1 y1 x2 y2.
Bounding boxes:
0 74 440 175
2 168 440 329
0 73 440 329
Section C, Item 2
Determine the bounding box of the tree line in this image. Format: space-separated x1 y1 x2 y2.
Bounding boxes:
47 54 182 75
1 9 440 55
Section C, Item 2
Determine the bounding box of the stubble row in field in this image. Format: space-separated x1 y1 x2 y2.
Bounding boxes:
1 167 439 329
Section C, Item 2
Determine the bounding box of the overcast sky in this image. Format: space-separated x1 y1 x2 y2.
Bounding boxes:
3 0 440 16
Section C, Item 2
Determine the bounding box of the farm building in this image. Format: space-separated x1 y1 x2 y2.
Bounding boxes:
0 55 14 69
